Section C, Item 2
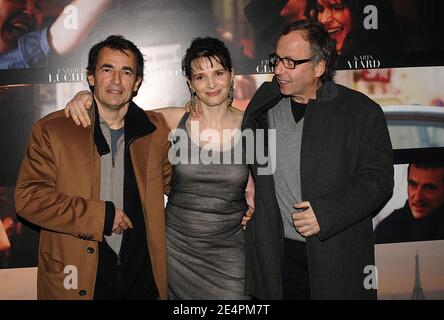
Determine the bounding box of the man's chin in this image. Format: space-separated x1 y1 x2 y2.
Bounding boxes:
103 98 130 110
108 103 126 110
411 208 430 219
278 87 291 96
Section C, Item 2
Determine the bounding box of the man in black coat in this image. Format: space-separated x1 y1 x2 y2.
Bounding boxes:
375 163 444 244
241 20 394 299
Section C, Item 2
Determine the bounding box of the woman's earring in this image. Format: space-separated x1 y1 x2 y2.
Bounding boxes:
190 91 196 112
227 81 234 106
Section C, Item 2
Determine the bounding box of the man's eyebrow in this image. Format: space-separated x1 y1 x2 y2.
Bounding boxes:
99 64 134 73
122 66 134 72
99 63 114 69
276 54 297 60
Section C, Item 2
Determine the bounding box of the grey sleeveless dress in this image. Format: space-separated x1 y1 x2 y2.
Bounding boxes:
166 112 250 300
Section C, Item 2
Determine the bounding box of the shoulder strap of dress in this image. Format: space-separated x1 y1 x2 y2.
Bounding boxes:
177 111 191 129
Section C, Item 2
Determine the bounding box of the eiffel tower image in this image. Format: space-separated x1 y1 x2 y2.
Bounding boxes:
411 252 426 300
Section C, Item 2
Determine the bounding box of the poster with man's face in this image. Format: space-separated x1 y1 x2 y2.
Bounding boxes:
0 0 444 300
374 159 444 245
1 0 444 81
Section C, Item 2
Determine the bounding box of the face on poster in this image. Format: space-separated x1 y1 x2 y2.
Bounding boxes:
242 0 444 67
1 0 444 79
374 162 444 245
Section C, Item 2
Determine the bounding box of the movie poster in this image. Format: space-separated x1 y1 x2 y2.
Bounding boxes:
1 0 444 300
235 0 444 72
1 1 444 82
373 153 444 245
372 149 444 300
375 240 444 299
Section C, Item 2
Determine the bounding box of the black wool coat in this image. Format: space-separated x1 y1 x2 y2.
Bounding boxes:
241 78 394 299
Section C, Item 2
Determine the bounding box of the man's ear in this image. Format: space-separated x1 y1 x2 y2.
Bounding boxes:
314 59 326 79
133 77 142 93
87 73 95 87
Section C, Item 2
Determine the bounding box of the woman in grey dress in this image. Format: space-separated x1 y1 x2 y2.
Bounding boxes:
166 37 252 300
167 111 250 299
64 37 254 299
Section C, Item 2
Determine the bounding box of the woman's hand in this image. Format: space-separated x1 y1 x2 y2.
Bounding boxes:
64 90 93 127
184 97 203 120
241 205 255 230
242 173 255 230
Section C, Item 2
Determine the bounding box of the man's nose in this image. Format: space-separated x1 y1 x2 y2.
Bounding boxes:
274 59 285 75
23 0 38 16
112 71 122 84
413 188 425 201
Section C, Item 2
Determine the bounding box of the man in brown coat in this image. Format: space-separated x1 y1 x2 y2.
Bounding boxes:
15 35 172 299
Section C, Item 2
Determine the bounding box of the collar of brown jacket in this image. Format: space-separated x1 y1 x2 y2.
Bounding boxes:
88 98 157 155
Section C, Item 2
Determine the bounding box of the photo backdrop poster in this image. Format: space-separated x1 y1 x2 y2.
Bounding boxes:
375 240 444 299
373 158 444 245
2 0 444 84
0 0 444 300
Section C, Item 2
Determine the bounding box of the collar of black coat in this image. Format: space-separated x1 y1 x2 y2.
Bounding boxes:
243 77 339 124
314 79 339 102
90 98 156 155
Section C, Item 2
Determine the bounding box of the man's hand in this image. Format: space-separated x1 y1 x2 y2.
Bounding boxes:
241 205 254 230
292 201 320 237
64 90 93 127
112 208 133 234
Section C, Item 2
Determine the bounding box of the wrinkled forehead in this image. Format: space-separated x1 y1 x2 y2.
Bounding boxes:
277 31 311 57
0 0 46 11
410 166 444 185
97 47 137 67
